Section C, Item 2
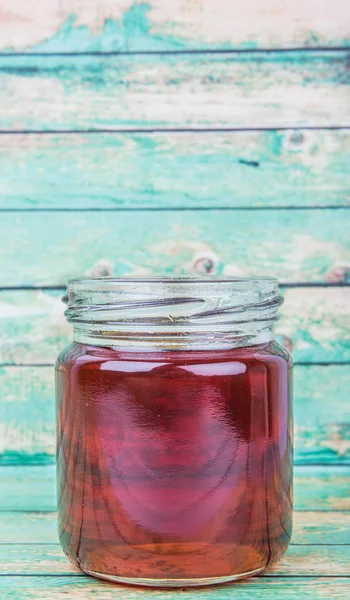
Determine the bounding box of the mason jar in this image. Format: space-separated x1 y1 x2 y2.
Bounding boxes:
55 277 293 587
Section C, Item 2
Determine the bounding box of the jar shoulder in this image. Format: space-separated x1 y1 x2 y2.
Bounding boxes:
55 342 86 369
56 340 292 370
257 340 292 365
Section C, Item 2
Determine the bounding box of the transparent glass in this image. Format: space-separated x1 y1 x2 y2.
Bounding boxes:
56 277 293 587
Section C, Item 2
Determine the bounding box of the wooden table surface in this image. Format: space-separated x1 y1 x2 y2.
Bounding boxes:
0 1 349 598
0 464 349 599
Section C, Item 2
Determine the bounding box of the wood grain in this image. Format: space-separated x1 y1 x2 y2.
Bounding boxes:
0 512 57 544
0 210 349 285
1 1 349 52
1 465 350 512
0 367 55 464
0 288 349 365
1 366 349 465
0 51 349 131
1 543 349 577
1 130 349 209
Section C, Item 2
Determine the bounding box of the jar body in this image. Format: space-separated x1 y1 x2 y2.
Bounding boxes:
56 340 292 587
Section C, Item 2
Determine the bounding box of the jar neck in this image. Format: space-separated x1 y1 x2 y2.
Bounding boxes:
72 325 276 351
64 277 283 351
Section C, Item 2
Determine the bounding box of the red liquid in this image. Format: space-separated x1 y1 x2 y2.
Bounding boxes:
56 341 292 584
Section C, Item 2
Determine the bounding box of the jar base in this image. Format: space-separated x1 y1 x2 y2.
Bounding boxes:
82 566 265 588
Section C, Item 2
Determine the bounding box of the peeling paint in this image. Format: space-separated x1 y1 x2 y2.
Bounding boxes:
1 0 350 52
0 52 349 131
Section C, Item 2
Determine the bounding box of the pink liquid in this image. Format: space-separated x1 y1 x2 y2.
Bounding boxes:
56 341 292 583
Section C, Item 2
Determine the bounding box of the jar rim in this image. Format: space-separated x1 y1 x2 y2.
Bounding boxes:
67 275 279 288
63 276 282 350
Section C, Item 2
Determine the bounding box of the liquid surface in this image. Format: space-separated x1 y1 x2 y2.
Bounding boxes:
56 342 292 582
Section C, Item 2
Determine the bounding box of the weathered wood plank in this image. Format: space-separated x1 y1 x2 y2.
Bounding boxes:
0 51 349 131
1 510 348 545
0 466 56 511
0 367 55 464
293 467 350 511
1 0 349 52
1 366 349 465
1 465 349 512
0 288 349 365
293 366 350 464
0 210 349 285
1 130 349 209
1 543 349 577
0 512 57 544
0 576 349 599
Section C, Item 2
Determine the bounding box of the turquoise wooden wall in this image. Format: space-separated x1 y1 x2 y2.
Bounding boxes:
0 1 349 597
1 0 349 467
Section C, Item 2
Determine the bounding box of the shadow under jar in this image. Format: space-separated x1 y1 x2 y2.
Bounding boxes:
56 277 293 587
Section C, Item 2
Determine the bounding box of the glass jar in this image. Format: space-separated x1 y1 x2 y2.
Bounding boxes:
56 277 293 587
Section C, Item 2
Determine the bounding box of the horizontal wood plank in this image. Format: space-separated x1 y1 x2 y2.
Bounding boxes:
1 465 349 512
0 575 349 600
1 509 348 545
0 367 55 464
1 1 349 52
0 288 349 365
0 512 57 544
0 210 349 285
0 466 56 511
0 51 349 131
1 366 349 465
1 543 349 577
1 130 349 209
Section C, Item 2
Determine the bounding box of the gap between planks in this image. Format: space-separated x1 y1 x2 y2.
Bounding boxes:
1 126 350 134
1 208 350 213
1 46 350 57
